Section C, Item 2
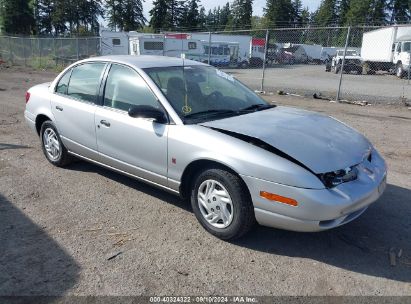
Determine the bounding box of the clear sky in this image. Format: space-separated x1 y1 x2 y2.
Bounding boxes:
142 0 321 19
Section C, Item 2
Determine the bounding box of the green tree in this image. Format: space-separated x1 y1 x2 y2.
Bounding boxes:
231 0 253 29
149 0 170 31
198 6 206 28
1 0 35 34
185 0 200 29
314 0 337 26
149 0 185 31
337 0 350 25
36 0 54 34
345 0 369 25
264 0 294 27
291 0 303 26
300 6 311 26
368 0 387 25
0 0 5 33
120 0 147 32
220 2 231 28
388 0 410 23
106 0 123 31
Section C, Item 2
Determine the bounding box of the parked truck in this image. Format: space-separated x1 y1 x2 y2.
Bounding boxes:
361 25 411 77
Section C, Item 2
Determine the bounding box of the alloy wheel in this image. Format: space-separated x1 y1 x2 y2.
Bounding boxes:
43 127 61 161
197 179 234 229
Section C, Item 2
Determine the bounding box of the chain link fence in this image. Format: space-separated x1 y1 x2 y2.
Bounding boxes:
0 36 101 69
1 26 411 104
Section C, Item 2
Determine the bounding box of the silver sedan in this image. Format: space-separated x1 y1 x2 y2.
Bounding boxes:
24 55 387 240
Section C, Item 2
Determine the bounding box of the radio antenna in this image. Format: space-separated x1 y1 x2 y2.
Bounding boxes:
181 36 191 114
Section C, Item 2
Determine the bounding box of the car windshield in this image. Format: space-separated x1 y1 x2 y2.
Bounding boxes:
144 65 273 123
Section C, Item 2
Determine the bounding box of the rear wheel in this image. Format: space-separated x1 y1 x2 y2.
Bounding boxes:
190 168 255 240
40 120 73 167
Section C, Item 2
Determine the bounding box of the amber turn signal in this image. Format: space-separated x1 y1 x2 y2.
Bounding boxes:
260 191 298 207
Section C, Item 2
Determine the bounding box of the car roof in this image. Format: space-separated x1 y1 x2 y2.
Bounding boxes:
82 55 207 69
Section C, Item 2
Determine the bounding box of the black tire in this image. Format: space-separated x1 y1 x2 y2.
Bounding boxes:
40 120 73 167
362 62 374 75
334 65 341 74
239 61 248 69
190 168 255 240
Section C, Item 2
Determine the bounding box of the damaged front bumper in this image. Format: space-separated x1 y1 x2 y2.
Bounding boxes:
241 148 387 232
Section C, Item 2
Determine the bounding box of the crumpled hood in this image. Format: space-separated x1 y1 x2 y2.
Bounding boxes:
200 106 371 174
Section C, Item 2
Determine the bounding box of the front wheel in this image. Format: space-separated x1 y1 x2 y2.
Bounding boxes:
40 120 73 167
190 168 255 240
334 64 341 74
396 63 404 78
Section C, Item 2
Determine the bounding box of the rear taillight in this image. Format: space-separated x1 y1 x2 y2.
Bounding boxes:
25 91 30 103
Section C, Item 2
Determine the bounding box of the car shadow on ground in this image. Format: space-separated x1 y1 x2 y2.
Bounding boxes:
234 183 411 283
0 193 80 296
66 162 410 283
67 161 190 212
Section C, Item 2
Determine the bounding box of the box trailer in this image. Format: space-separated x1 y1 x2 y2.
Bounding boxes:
361 25 411 77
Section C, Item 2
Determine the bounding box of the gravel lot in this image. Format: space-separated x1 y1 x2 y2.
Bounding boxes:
0 66 410 296
224 64 411 104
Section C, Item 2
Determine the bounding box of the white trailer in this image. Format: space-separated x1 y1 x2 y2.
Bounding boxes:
297 44 323 63
100 29 129 55
100 29 262 67
189 33 265 67
129 34 236 66
361 25 411 76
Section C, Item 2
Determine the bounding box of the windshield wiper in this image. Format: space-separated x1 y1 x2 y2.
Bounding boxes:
184 109 237 119
239 104 275 112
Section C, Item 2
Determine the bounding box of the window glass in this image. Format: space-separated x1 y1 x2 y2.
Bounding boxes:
112 38 121 46
403 42 410 52
396 42 402 52
104 64 159 112
144 41 163 50
67 63 105 103
145 66 267 120
188 42 196 49
55 70 71 94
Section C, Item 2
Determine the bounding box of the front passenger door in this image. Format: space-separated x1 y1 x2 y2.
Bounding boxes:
95 64 169 186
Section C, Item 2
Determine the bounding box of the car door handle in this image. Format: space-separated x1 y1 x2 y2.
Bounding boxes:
55 106 63 111
100 120 111 127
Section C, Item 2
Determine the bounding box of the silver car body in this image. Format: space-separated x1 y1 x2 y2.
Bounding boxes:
24 55 387 232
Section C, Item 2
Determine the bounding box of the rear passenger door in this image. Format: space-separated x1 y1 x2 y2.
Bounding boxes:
51 62 106 160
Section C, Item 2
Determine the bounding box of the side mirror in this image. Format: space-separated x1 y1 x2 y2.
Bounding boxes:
128 105 167 124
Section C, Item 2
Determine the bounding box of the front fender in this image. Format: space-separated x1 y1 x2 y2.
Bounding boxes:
167 125 325 190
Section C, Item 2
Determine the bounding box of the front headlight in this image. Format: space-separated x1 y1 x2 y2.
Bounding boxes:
318 166 359 188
